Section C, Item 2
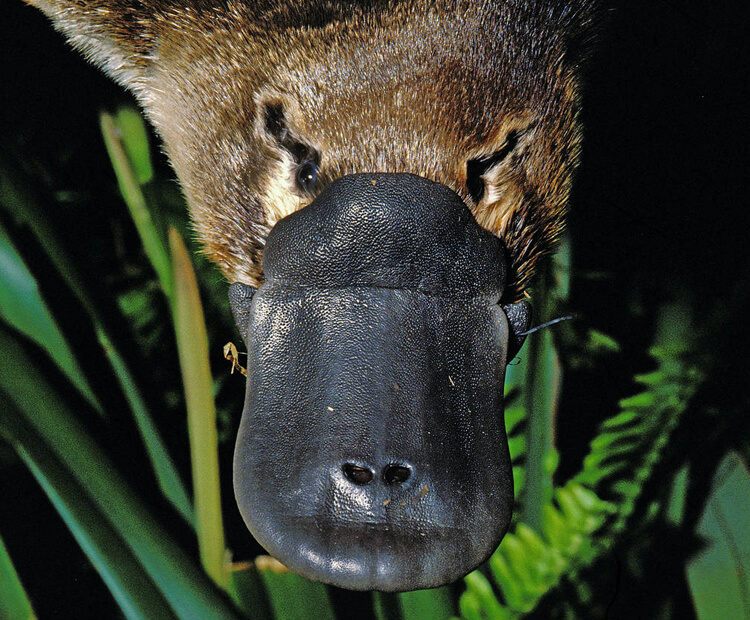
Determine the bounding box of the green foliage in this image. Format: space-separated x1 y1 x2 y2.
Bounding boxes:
0 531 35 620
462 333 701 618
686 452 750 619
0 106 747 619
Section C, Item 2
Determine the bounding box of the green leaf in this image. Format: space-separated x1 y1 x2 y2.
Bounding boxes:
0 222 100 412
169 228 226 588
227 563 274 618
686 451 750 620
257 559 335 620
463 571 511 619
0 528 35 620
666 465 690 526
373 592 403 620
100 111 173 300
458 591 484 620
504 406 525 435
0 401 176 620
519 254 565 531
113 107 154 185
507 435 527 461
0 324 241 619
399 586 455 620
0 156 193 525
469 312 700 617
488 552 525 611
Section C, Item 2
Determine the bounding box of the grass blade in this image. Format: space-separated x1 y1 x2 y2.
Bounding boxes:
0 400 176 620
519 242 568 530
227 563 274 618
100 111 173 300
0 221 101 412
169 227 227 588
0 323 241 619
112 107 154 185
0 157 193 524
0 529 35 620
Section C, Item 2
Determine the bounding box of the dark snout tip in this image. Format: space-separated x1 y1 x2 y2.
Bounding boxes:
269 519 492 592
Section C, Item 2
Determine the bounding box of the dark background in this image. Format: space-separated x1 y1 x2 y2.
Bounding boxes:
1 0 748 616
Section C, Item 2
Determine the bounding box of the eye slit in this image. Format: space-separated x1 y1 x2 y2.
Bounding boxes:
466 130 520 204
263 103 288 142
296 160 319 193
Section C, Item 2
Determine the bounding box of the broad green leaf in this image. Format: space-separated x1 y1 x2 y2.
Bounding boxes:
399 586 455 620
504 406 525 435
507 435 527 460
686 451 750 620
169 228 226 588
257 559 335 620
0 528 35 620
0 401 175 620
227 563 274 618
0 324 241 619
0 223 100 412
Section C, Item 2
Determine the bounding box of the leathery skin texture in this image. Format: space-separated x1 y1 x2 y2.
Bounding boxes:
231 173 528 591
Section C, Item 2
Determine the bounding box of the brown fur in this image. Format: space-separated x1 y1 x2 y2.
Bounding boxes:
26 0 600 301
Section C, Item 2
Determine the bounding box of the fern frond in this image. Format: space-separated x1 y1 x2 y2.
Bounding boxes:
461 331 704 619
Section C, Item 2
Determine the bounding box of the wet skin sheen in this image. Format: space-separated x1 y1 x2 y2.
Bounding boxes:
230 173 531 592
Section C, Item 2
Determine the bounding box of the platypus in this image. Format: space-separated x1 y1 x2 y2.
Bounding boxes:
26 0 601 591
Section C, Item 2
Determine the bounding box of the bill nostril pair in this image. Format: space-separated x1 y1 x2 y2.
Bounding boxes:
343 462 411 485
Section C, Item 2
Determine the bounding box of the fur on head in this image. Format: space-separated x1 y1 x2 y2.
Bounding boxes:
28 0 601 300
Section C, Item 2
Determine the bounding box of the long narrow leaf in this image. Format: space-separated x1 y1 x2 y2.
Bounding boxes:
519 240 568 529
113 107 154 185
169 227 227 588
0 400 176 620
0 324 241 619
0 222 100 412
0 157 193 524
100 112 173 300
0 528 35 620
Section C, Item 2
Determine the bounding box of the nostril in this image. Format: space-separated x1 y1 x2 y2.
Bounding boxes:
383 464 411 485
343 463 374 485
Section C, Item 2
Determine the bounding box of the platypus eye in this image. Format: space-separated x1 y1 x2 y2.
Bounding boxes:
466 130 520 203
296 160 319 193
263 101 322 194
